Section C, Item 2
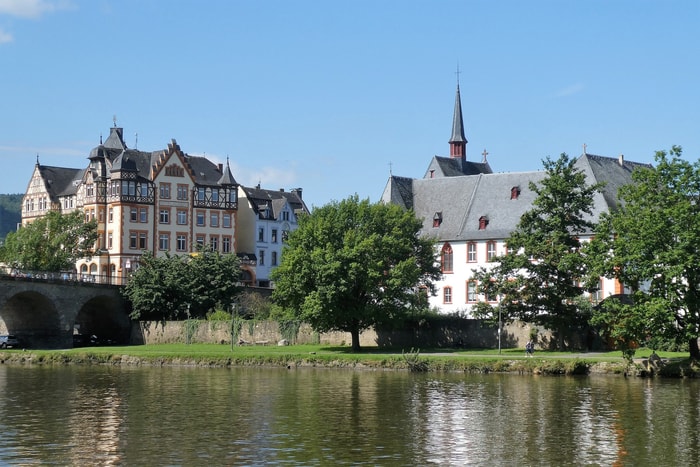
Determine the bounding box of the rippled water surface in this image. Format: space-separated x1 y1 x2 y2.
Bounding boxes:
0 364 698 465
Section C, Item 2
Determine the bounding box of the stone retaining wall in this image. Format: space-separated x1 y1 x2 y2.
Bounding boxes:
132 319 576 350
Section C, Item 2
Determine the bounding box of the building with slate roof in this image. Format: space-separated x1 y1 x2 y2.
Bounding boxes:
381 85 650 316
22 124 243 285
237 185 309 287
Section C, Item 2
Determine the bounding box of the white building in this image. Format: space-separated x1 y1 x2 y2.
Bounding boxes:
236 185 308 287
381 85 648 315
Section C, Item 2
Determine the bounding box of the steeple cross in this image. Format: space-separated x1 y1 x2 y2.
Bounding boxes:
482 149 488 162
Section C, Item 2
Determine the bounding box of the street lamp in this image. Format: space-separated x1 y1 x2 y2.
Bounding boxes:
498 305 502 355
230 300 236 351
186 303 191 345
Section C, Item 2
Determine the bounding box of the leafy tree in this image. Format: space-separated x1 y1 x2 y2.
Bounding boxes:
589 147 700 360
122 247 242 321
472 154 603 349
0 210 98 271
271 195 441 351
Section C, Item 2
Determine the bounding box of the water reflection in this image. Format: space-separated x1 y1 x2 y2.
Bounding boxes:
0 365 698 465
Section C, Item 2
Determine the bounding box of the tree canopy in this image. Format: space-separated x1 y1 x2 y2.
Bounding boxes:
589 147 700 359
271 195 441 351
0 210 98 271
472 154 603 349
122 247 242 321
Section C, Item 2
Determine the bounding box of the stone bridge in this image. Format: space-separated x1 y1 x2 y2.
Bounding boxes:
0 276 131 349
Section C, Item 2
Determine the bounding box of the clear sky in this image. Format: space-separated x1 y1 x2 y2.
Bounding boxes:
1 0 698 209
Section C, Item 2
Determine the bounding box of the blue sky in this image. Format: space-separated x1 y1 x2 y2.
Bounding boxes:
1 1 698 209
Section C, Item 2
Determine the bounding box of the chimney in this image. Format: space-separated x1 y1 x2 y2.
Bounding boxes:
618 154 624 166
218 163 223 172
291 188 303 199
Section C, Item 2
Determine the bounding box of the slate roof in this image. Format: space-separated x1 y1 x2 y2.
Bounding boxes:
425 156 493 177
241 186 308 218
383 153 649 243
37 165 85 198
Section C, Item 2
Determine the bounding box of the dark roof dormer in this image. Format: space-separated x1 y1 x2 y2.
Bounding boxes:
478 215 489 230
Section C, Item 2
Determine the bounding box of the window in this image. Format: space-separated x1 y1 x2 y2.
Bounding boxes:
441 243 453 273
467 242 477 262
223 214 231 228
258 228 265 242
159 233 170 251
487 242 497 261
282 230 289 242
98 208 104 222
198 187 206 201
259 250 265 266
129 232 137 249
177 234 187 251
196 211 205 226
222 236 231 253
271 229 278 243
591 279 604 304
129 231 148 249
443 287 452 304
140 183 149 197
211 189 219 202
433 212 442 228
108 232 113 249
108 207 113 223
282 211 289 221
211 212 219 227
140 207 148 223
479 216 489 230
177 210 187 225
177 184 189 200
210 236 218 251
139 232 147 249
467 281 477 303
196 235 205 247
159 183 171 199
130 208 138 222
159 209 170 224
272 251 278 266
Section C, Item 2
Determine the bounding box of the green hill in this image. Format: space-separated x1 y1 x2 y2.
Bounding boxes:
0 194 23 241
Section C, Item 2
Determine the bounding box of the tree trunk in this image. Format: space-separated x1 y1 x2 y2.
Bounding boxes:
690 337 700 361
350 328 361 352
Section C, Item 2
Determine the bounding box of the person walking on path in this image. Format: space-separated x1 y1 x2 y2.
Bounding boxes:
525 340 534 357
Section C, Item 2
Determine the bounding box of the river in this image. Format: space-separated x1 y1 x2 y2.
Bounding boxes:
0 365 698 466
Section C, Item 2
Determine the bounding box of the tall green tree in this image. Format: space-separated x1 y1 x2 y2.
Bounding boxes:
0 210 98 271
122 247 242 321
472 154 603 349
589 147 700 360
271 195 441 351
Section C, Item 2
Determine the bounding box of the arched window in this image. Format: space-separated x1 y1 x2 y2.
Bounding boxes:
441 243 453 273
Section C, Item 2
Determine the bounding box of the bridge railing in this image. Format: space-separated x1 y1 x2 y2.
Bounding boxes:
1 269 125 286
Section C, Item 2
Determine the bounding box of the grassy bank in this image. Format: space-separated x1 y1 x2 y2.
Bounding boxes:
0 344 697 377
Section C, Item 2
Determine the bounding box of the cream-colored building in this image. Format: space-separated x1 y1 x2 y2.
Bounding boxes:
22 125 240 284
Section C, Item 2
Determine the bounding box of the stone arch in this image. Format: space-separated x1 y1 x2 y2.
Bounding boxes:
73 295 131 345
0 290 63 348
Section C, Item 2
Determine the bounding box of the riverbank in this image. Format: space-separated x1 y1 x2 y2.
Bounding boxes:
0 344 697 377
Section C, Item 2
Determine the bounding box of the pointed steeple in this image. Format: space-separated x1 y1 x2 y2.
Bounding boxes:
449 83 467 159
218 157 237 186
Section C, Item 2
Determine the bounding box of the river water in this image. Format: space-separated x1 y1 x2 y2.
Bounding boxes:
0 364 698 466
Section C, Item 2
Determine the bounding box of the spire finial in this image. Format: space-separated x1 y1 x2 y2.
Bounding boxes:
135 132 138 149
583 143 587 155
36 153 39 165
455 63 461 86
482 149 488 163
389 161 393 175
113 115 117 127
100 132 102 144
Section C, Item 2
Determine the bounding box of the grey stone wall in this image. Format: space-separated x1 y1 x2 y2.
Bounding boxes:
132 319 565 350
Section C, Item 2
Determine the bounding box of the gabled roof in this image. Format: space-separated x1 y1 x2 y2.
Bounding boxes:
574 153 651 212
425 156 492 178
241 186 308 218
38 165 85 198
384 152 648 243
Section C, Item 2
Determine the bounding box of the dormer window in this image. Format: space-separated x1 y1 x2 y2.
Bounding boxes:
433 212 443 228
479 216 489 230
511 186 521 200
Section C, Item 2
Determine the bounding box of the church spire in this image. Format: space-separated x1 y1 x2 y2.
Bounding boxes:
449 82 468 159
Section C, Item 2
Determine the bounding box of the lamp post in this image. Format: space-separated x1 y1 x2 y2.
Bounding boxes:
498 305 502 355
230 301 236 351
186 304 191 345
